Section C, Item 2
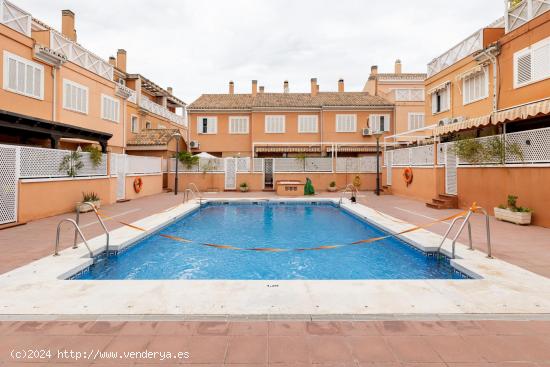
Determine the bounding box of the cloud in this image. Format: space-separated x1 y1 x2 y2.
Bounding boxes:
16 0 504 102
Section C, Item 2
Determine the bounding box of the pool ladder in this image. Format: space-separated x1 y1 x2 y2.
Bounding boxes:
53 202 109 258
437 205 492 259
339 184 359 205
184 182 204 205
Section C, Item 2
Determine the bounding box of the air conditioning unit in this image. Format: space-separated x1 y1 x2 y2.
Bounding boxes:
362 128 373 136
189 140 200 149
438 118 452 126
452 116 465 124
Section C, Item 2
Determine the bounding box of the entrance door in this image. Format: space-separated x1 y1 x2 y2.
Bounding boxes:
264 158 274 189
0 145 18 224
224 158 237 190
445 144 457 195
115 154 126 200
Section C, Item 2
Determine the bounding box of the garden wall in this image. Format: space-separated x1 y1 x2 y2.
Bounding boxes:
386 167 445 202
124 174 164 200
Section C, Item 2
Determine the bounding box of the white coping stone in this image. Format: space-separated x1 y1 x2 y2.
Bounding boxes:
1 198 550 316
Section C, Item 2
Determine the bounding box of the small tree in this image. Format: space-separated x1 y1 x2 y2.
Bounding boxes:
83 146 103 168
177 151 199 169
59 151 84 177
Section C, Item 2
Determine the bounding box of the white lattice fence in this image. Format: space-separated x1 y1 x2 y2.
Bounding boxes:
126 155 162 174
336 157 377 173
237 158 251 172
437 144 447 166
305 158 332 172
0 145 18 224
392 148 411 166
505 127 550 163
410 145 435 166
253 158 264 172
273 158 304 172
79 152 108 176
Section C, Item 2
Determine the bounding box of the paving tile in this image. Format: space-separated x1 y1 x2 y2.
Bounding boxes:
307 336 353 363
268 336 309 363
339 322 381 336
306 322 343 336
412 321 459 335
155 321 198 336
439 321 486 336
118 321 158 336
184 336 228 364
84 321 127 335
386 336 443 363
225 336 267 364
425 335 484 363
375 321 418 336
269 322 307 336
195 322 229 336
468 335 533 362
478 320 534 335
228 321 268 336
347 336 396 362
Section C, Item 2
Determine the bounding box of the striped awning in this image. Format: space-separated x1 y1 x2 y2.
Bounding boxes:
493 99 550 124
326 146 379 153
434 115 492 136
255 146 321 153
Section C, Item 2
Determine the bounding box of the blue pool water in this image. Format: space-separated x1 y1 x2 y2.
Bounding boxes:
74 202 466 280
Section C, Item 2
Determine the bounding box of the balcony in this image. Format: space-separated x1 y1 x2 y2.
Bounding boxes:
0 0 31 36
115 84 137 103
139 97 186 127
506 0 550 32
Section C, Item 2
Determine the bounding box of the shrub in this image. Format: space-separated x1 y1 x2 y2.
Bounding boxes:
83 146 103 168
82 192 100 202
177 151 199 169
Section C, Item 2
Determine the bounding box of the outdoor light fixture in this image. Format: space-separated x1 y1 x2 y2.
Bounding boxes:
373 131 384 196
169 132 183 195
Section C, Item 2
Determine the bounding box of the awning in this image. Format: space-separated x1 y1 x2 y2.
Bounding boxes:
493 99 550 124
255 146 321 153
326 146 379 153
456 65 486 80
434 115 492 136
427 81 450 95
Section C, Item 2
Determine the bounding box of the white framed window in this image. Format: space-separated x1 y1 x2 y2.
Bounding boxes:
229 116 249 134
394 89 425 101
514 36 550 88
265 115 285 133
336 114 357 132
408 113 425 130
463 67 488 105
431 84 450 114
298 115 318 133
369 114 391 132
197 116 217 134
145 121 152 129
3 51 44 100
131 115 139 133
101 94 120 122
62 79 88 114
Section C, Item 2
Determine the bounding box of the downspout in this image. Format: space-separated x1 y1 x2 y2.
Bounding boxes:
52 67 57 121
122 99 126 154
320 108 324 157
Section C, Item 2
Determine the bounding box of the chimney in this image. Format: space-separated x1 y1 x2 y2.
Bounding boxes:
338 79 344 93
310 78 318 96
61 10 76 41
108 56 116 67
167 87 173 95
283 80 289 93
229 81 234 94
252 80 258 97
370 65 378 76
395 59 402 74
259 86 265 94
116 49 127 73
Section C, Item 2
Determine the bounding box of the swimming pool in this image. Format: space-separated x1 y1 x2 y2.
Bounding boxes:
73 201 467 280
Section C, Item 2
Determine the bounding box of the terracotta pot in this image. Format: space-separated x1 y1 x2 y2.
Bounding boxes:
327 186 338 192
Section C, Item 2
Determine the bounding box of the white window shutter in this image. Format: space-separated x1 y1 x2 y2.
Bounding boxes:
516 52 532 86
533 42 550 81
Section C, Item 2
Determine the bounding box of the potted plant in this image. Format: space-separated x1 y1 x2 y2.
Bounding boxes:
494 195 532 225
327 181 337 192
239 182 249 192
76 192 101 213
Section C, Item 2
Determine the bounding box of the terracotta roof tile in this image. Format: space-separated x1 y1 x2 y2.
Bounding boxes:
376 73 427 81
127 128 180 146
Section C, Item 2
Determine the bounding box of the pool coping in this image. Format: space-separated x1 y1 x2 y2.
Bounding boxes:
1 198 550 316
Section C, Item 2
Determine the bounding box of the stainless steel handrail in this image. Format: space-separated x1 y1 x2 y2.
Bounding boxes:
339 184 359 204
437 206 492 259
74 202 110 253
184 183 203 203
54 218 93 257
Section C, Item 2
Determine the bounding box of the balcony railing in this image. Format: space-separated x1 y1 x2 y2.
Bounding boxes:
115 84 137 103
506 0 550 33
0 0 31 36
139 97 186 126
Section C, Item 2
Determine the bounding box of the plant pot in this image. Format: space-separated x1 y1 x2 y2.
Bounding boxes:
494 207 532 225
327 186 337 192
240 187 249 192
76 200 101 213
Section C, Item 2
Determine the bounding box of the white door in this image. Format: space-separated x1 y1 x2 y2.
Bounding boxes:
386 151 393 186
0 145 19 224
224 158 237 190
116 154 126 200
445 144 457 195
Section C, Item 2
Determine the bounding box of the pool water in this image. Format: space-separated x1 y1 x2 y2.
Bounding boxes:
74 202 467 280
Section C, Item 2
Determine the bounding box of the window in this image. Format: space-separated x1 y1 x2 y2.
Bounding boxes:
394 89 425 101
145 121 152 129
336 114 357 132
463 67 488 105
408 113 425 130
369 114 391 132
265 115 285 133
62 79 88 114
298 115 318 133
101 94 120 122
3 51 44 100
131 116 139 133
514 36 550 88
197 117 217 134
431 84 450 114
229 116 249 134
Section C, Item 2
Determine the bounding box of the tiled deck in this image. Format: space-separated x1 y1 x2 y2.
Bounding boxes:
2 320 550 365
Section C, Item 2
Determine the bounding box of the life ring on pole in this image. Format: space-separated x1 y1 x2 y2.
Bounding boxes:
402 168 413 187
133 177 144 193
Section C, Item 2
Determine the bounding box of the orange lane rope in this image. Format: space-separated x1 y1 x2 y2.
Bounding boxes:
95 205 475 253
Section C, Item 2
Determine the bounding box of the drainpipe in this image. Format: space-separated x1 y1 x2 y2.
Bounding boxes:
320 108 324 156
476 45 499 113
52 67 57 121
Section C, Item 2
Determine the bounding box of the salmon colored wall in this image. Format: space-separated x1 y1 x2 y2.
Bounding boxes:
320 110 395 143
0 26 53 121
389 167 445 202
457 167 550 227
189 112 253 154
167 173 225 192
124 174 163 200
18 178 116 223
274 173 376 191
498 11 550 109
126 103 187 142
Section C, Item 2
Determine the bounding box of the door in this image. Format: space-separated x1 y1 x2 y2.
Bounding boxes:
0 145 18 225
264 158 274 188
224 158 237 190
115 154 126 200
445 144 457 195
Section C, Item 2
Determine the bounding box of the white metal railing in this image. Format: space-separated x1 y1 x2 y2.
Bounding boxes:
115 83 137 103
272 158 333 172
18 146 107 178
49 30 113 81
1 0 31 36
391 145 435 167
237 157 250 172
125 155 162 175
427 29 484 78
335 157 378 173
394 89 425 102
139 98 186 126
253 158 264 172
506 0 550 33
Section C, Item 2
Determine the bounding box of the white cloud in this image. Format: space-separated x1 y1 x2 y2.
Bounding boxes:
16 0 504 102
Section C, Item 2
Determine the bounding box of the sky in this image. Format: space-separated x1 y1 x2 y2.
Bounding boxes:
16 0 504 103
